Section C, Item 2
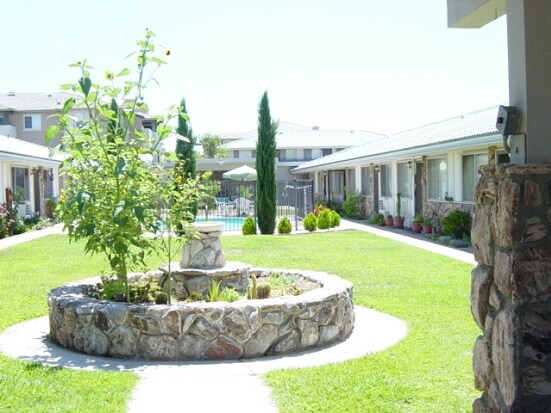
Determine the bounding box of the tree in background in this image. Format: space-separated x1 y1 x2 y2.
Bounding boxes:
174 97 197 218
200 134 228 158
255 91 277 234
175 97 196 180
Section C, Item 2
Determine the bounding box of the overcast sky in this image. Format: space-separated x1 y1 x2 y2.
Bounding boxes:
3 0 508 137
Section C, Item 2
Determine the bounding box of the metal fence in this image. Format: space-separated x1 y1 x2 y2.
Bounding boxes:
195 179 314 231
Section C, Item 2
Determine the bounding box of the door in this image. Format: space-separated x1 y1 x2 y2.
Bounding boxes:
414 162 423 215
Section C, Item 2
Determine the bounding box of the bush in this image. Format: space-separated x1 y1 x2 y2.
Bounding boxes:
277 216 292 234
330 210 341 227
367 213 385 225
412 213 424 224
318 208 332 230
328 199 343 213
303 213 317 232
342 190 362 218
45 198 58 220
256 284 271 299
241 216 256 235
441 210 471 239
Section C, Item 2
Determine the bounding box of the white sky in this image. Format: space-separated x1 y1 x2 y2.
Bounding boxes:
2 0 508 137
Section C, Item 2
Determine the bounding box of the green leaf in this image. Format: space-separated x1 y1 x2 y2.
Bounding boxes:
134 206 145 222
61 97 75 115
117 68 130 77
79 77 92 96
45 125 59 144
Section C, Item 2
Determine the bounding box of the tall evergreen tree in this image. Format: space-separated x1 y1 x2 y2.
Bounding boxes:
175 98 196 180
255 91 278 234
175 97 197 217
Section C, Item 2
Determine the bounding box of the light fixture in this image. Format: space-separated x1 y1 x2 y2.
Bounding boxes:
407 161 413 169
374 165 380 172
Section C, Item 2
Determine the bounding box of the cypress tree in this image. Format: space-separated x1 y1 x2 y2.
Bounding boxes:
255 91 277 234
175 98 196 180
175 97 197 217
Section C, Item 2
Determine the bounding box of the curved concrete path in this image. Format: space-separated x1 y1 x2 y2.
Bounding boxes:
0 307 407 413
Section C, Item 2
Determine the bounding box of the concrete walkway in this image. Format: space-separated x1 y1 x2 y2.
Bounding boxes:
0 219 475 412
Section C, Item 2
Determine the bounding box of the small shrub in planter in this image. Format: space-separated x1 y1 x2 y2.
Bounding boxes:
318 208 332 229
330 210 341 227
412 213 423 234
242 216 256 235
422 216 433 235
384 213 394 227
367 213 385 225
441 210 471 239
277 216 292 234
256 284 271 299
303 213 318 232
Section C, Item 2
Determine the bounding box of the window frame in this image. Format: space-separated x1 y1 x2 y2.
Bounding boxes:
23 114 41 131
380 164 392 197
361 166 371 196
462 152 488 202
427 156 448 200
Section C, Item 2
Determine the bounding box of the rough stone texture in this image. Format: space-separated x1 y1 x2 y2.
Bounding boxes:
492 308 519 407
473 335 492 391
48 268 354 360
524 179 542 207
161 261 251 300
471 165 551 412
471 265 494 330
471 204 495 266
180 231 226 269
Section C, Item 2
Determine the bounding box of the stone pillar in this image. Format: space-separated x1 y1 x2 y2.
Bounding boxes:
471 164 551 412
180 231 226 269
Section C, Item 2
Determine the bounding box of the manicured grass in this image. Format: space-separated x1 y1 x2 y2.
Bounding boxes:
0 230 479 412
0 236 140 413
222 231 479 413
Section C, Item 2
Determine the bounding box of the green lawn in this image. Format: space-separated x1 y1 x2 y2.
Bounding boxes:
0 231 479 412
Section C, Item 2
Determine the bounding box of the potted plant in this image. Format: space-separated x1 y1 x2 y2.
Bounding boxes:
422 216 433 235
412 213 423 234
393 192 404 229
384 213 394 227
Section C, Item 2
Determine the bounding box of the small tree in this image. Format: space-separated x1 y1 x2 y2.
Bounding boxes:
49 31 201 302
175 97 197 218
200 134 227 158
255 91 277 234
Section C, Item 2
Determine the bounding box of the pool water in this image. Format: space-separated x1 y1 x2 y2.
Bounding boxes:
195 216 249 231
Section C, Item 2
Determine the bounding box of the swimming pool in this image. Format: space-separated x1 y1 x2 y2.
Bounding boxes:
195 216 248 231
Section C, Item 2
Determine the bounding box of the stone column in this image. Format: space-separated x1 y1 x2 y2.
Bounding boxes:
471 164 551 412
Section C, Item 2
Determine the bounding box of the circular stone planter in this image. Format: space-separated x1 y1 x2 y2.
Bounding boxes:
48 268 355 360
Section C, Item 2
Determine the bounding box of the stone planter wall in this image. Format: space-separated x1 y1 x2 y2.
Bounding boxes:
471 164 551 412
48 269 354 360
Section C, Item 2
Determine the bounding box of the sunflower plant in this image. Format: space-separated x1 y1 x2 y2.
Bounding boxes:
47 30 200 302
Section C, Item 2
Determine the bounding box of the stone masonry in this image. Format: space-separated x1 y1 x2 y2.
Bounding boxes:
48 269 355 360
471 164 551 412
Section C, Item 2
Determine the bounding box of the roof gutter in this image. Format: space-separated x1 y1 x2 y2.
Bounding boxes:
0 152 61 166
292 133 502 173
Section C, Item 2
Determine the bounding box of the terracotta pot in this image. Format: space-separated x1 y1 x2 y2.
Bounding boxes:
411 222 422 234
384 218 394 226
393 217 404 229
422 225 432 235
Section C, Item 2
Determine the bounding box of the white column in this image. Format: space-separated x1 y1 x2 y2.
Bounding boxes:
506 0 551 163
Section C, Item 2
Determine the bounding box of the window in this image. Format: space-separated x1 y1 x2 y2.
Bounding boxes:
380 164 392 197
11 167 29 202
280 149 296 161
0 115 5 125
462 153 488 202
23 114 41 130
303 149 312 160
322 148 332 156
361 167 371 196
311 149 322 159
251 150 256 158
397 162 412 197
346 169 356 192
232 150 239 159
428 157 448 200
